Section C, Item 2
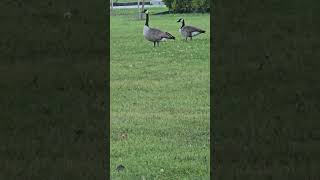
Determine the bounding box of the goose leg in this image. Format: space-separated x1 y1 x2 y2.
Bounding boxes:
157 41 159 46
153 42 156 47
190 36 192 40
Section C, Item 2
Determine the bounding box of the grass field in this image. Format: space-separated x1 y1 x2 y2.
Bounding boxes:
111 7 210 179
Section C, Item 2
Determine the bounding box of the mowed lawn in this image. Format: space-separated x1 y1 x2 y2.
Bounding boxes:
111 8 210 179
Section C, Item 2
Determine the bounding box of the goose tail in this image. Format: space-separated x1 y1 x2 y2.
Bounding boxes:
165 32 175 40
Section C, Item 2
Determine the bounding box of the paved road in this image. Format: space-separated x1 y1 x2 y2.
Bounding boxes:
112 4 165 9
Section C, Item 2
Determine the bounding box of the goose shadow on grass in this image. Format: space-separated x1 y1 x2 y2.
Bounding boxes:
152 11 173 15
130 11 172 21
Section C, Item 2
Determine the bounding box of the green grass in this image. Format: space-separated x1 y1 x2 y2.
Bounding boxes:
111 8 210 179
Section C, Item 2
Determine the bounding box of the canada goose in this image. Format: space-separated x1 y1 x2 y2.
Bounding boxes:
177 18 205 40
142 9 175 47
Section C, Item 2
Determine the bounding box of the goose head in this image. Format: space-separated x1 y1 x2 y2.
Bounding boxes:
177 18 184 23
142 9 149 14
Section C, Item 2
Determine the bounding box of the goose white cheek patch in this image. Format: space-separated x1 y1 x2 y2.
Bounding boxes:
161 38 168 41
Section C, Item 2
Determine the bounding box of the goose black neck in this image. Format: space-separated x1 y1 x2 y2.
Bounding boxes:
145 13 149 26
181 20 185 28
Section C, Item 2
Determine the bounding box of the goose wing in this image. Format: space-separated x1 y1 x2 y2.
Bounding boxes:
182 25 206 33
148 27 175 40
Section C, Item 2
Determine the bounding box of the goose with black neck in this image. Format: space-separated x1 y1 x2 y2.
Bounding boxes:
142 9 175 47
177 18 205 41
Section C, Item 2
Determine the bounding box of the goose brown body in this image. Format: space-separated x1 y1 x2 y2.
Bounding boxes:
142 10 175 47
177 18 205 40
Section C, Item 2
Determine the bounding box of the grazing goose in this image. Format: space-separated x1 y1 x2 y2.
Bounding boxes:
142 9 175 47
177 18 205 40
